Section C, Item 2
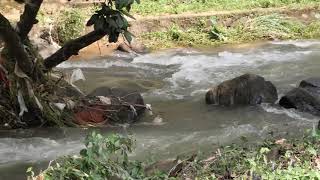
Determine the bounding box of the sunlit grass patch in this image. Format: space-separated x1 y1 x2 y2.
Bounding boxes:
132 0 320 15
139 13 320 50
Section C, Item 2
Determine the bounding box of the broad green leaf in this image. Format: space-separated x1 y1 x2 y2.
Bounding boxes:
120 10 136 20
307 146 317 156
86 14 99 26
94 17 105 31
124 31 133 43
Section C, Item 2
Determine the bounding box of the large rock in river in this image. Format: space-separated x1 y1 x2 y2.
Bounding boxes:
87 87 146 123
206 74 278 106
279 77 320 116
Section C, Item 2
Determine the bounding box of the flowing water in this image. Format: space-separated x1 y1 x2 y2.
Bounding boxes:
1 40 320 179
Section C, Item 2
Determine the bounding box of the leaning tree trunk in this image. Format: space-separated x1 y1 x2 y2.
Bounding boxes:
0 0 122 128
0 0 47 127
0 0 145 129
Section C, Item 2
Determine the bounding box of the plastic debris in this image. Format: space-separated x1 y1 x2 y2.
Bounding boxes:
97 96 112 105
54 103 66 111
146 103 153 115
70 68 86 85
67 100 76 109
153 115 164 125
129 105 137 116
26 80 43 111
17 89 28 117
69 68 86 95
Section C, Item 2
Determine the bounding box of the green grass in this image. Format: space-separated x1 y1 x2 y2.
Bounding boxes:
132 0 320 15
139 14 320 50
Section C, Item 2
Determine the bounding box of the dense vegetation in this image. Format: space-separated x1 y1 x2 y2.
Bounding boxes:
29 130 320 179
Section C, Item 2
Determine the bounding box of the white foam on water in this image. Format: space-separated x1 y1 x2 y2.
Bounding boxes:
135 50 312 84
134 48 314 99
131 124 265 159
261 104 319 123
57 59 160 72
270 40 320 48
0 138 83 164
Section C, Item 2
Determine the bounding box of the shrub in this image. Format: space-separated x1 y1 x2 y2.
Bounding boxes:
56 8 85 44
245 13 305 39
29 132 145 180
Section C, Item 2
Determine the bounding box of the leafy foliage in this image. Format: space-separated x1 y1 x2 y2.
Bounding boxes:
86 0 140 43
245 13 304 39
31 131 320 180
32 132 145 180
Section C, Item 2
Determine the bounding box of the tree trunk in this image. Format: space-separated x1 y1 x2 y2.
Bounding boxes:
0 13 35 78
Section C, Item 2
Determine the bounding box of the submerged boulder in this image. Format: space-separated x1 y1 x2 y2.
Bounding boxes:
206 74 278 106
279 77 320 116
86 87 146 123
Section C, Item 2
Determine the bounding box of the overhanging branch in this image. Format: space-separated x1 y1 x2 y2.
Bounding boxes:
0 13 34 77
44 30 107 71
16 0 43 40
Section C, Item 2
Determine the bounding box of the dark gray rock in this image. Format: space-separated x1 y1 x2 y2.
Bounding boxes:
300 77 320 88
206 74 278 106
279 77 320 116
88 87 145 123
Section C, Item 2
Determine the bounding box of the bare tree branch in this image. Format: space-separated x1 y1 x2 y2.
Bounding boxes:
16 0 43 40
0 13 34 77
44 30 107 71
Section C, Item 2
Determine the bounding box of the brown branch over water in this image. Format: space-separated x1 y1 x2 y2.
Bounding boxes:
44 30 107 71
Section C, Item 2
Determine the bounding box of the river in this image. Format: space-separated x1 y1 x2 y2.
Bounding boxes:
1 40 320 179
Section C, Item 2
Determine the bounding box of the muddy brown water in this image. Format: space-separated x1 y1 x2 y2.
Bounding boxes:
1 40 320 179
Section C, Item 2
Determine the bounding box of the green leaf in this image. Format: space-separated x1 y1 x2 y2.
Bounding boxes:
116 17 124 29
26 167 33 173
115 0 127 10
126 5 132 12
259 147 270 154
86 14 99 26
94 17 106 31
307 146 317 156
120 10 136 20
80 149 87 157
124 31 133 43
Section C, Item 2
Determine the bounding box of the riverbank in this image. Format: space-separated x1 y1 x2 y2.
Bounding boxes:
131 0 320 16
1 39 320 179
133 5 320 50
30 130 320 179
2 2 320 55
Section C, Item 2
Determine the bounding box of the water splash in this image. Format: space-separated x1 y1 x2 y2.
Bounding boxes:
261 104 319 123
